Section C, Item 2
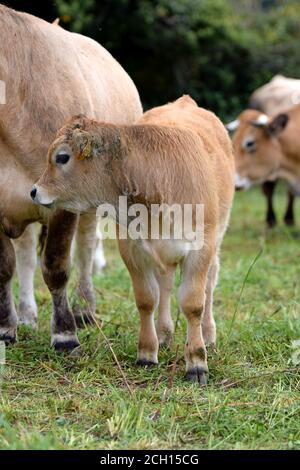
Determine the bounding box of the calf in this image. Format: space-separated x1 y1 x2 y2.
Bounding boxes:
232 106 300 196
32 96 235 384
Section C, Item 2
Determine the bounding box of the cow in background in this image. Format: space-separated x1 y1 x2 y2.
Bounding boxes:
0 5 142 350
227 75 300 227
230 105 300 200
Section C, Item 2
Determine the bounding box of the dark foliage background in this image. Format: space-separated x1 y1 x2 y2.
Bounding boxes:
2 0 300 119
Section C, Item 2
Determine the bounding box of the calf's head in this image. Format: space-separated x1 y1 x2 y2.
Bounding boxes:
229 109 289 189
31 116 122 212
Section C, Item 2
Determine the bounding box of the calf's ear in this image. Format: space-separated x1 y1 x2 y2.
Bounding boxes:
268 113 289 137
73 127 121 160
72 129 95 160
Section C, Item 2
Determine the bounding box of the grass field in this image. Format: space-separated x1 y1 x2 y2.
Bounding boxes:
0 184 300 450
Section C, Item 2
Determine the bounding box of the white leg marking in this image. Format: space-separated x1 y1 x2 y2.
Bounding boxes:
12 224 38 328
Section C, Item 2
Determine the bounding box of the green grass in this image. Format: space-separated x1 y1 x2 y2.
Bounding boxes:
0 184 300 450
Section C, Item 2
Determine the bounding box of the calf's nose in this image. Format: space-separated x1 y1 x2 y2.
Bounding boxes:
30 187 37 201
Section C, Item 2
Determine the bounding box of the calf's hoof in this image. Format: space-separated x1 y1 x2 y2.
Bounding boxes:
186 367 208 385
202 324 216 348
157 327 173 349
52 333 80 353
136 358 157 367
0 327 17 346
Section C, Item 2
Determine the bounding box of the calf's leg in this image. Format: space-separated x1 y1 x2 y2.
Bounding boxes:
41 210 79 352
201 254 219 347
0 232 18 344
12 224 38 328
156 266 175 347
178 245 214 385
262 181 277 228
118 239 159 366
134 269 159 366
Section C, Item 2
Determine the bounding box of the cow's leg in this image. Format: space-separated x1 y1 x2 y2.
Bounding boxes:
41 210 79 352
284 189 295 226
118 240 159 366
201 254 219 347
156 266 175 347
93 227 106 274
178 245 214 385
262 181 277 228
12 224 38 328
73 213 97 326
0 232 18 344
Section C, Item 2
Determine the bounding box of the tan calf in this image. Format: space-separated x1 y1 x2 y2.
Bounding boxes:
32 96 235 384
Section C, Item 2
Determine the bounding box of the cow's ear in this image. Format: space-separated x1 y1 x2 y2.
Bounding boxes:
267 113 289 137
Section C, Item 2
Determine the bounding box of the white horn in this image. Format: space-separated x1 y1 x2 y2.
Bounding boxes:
225 119 240 131
250 114 269 127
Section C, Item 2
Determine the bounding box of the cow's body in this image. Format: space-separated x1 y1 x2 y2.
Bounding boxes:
33 96 235 383
0 5 142 348
250 75 300 114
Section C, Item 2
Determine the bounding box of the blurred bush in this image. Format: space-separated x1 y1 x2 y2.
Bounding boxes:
44 0 300 118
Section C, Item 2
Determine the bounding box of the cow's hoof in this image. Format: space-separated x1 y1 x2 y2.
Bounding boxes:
18 313 37 329
18 303 37 329
284 217 295 227
136 358 157 367
0 328 17 346
18 318 37 329
52 334 80 353
266 219 277 229
186 367 208 385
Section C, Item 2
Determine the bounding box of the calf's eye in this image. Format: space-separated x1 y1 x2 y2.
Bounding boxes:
56 153 70 165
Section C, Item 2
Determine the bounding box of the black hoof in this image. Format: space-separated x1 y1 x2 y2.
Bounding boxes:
284 217 295 227
266 219 277 229
53 339 80 353
0 334 17 346
186 367 208 385
136 359 157 367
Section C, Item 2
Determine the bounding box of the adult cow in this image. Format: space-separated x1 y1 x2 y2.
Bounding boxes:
227 75 300 227
0 5 142 350
230 105 300 197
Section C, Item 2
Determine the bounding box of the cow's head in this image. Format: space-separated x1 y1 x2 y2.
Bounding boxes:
31 115 122 212
226 109 289 189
